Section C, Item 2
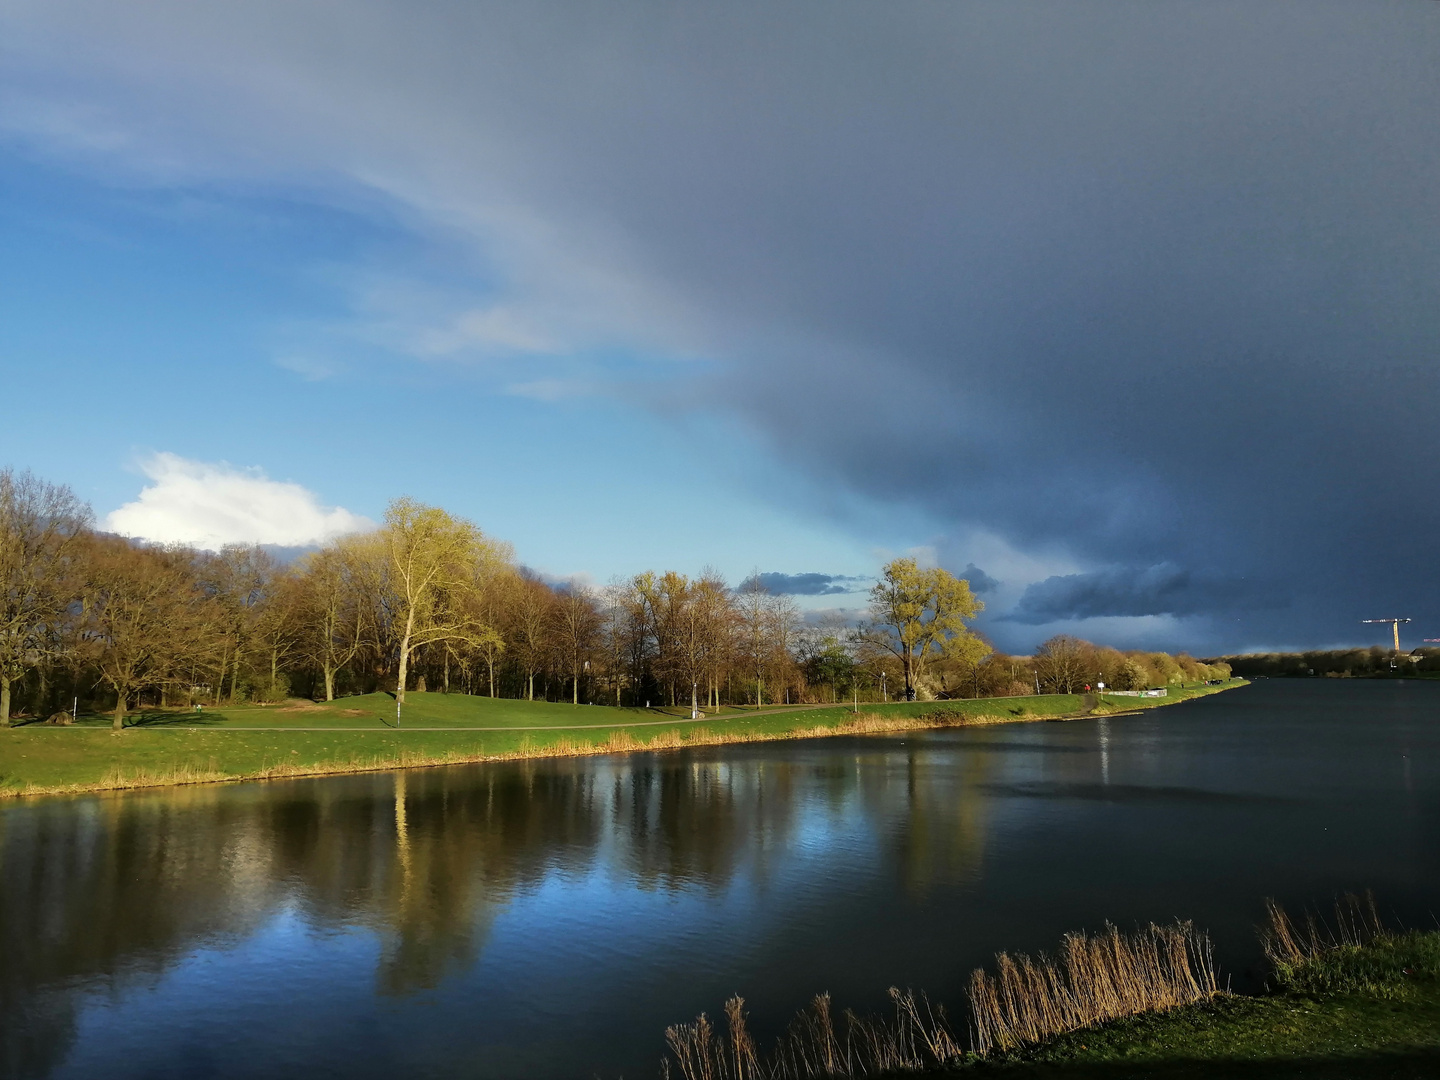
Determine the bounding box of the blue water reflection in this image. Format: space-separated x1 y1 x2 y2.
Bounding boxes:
2 680 1436 1079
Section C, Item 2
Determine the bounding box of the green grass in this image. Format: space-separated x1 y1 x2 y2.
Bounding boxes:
0 681 1244 798
959 931 1440 1079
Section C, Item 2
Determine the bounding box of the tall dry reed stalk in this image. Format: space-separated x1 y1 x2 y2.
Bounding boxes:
664 987 960 1080
966 921 1218 1055
1260 891 1385 969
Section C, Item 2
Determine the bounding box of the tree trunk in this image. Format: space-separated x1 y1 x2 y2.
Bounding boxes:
215 643 228 706
573 670 579 705
113 689 126 730
902 652 916 700
396 610 414 708
527 671 534 701
323 664 335 702
229 648 244 703
488 660 495 698
444 654 450 694
0 676 10 727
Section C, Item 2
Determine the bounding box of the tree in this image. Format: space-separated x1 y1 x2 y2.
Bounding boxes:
0 470 91 724
551 584 600 705
507 574 553 701
383 498 501 720
83 538 205 728
767 591 801 704
806 635 856 703
295 537 377 701
937 632 992 698
860 558 984 700
1117 656 1149 690
599 579 634 706
1033 634 1089 694
198 544 276 705
692 570 734 711
252 571 302 702
736 573 771 706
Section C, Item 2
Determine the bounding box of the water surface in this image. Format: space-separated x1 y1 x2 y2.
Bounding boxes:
3 680 1437 1078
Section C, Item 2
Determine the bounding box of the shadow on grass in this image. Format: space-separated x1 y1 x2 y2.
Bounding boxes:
961 1049 1440 1079
126 710 228 728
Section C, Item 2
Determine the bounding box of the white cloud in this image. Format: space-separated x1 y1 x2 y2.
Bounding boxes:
415 305 555 356
105 453 373 550
505 377 596 402
273 353 341 381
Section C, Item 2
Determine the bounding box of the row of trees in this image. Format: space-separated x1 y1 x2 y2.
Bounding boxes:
1215 648 1440 679
0 467 1225 728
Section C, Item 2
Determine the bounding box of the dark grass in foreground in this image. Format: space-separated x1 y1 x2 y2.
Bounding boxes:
660 896 1440 1079
0 682 1243 798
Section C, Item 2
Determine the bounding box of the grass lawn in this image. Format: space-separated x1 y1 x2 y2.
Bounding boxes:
964 931 1440 1079
0 681 1243 798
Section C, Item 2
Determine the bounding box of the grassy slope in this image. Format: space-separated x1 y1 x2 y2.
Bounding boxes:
965 932 1440 1079
0 682 1242 798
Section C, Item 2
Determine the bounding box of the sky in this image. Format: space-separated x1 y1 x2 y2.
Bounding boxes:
1 1 1437 656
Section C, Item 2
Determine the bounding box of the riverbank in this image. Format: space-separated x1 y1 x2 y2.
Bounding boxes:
0 680 1245 799
661 903 1440 1080
969 931 1440 1078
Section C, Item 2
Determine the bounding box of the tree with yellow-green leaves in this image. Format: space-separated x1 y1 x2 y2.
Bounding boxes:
383 498 503 723
860 558 984 700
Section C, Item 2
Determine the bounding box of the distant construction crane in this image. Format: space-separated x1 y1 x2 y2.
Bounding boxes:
1362 617 1412 652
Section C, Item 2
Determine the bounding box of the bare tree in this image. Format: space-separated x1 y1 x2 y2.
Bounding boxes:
693 569 734 711
295 537 377 701
1033 634 1090 694
599 579 633 706
83 538 205 729
736 573 771 706
0 469 91 724
508 574 554 701
551 584 600 704
198 544 277 704
767 592 801 704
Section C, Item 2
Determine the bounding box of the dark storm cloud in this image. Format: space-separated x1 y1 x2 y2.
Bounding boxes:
755 572 869 596
959 564 999 595
8 0 1439 650
1005 564 1261 625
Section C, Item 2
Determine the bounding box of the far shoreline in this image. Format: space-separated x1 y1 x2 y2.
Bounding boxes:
0 680 1247 801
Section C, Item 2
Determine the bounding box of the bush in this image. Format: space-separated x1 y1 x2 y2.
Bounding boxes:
250 674 290 704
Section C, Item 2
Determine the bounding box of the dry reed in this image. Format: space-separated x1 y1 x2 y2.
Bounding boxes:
1260 891 1385 970
664 987 961 1080
967 920 1218 1056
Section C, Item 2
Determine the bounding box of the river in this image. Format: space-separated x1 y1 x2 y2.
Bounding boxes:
2 680 1436 1079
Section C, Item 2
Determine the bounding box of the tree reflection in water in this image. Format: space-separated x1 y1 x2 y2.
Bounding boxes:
0 738 999 1079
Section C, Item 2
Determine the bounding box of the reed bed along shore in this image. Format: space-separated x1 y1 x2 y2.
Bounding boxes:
967 921 1217 1055
662 920 1219 1079
660 893 1438 1079
0 707 1053 799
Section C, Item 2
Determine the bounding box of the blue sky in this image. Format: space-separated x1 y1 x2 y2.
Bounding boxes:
2 1 1438 655
0 145 907 601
